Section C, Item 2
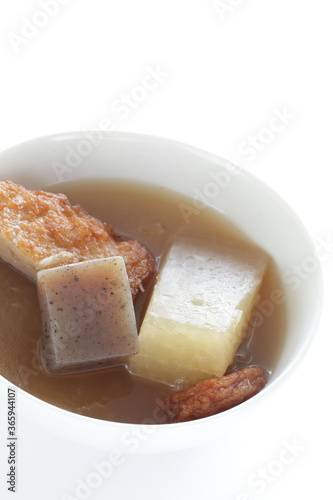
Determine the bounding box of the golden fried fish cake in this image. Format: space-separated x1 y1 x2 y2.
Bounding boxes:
0 180 154 297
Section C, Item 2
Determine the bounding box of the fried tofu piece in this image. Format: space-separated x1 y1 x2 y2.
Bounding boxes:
0 180 155 298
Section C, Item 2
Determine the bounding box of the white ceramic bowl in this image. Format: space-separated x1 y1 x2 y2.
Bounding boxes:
0 131 323 455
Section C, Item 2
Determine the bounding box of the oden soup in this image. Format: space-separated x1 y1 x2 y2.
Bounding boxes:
0 179 286 424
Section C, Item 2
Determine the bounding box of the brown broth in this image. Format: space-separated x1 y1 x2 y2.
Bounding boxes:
0 180 286 423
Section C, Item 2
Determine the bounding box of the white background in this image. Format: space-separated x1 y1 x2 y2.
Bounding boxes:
0 1 332 499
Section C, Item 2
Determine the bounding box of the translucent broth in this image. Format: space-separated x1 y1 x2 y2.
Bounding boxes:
0 180 286 423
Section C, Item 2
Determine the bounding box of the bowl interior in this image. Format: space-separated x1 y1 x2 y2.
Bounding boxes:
0 131 323 453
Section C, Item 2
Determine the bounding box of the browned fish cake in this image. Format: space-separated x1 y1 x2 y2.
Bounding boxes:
160 366 267 422
0 180 155 297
